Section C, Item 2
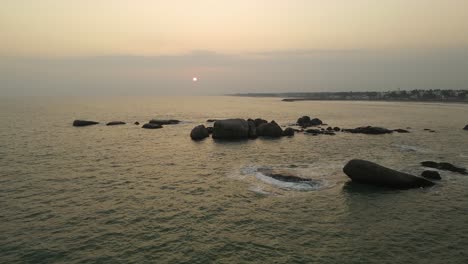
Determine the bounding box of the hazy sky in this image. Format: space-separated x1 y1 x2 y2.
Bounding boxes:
1 0 468 95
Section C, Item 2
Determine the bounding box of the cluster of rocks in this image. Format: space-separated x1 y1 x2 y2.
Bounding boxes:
343 159 467 189
191 114 418 140
190 118 296 141
73 119 180 129
297 116 323 128
421 161 467 175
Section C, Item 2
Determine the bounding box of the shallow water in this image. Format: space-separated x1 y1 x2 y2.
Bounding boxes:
1 96 468 263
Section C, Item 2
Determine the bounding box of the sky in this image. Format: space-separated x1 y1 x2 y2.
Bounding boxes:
1 0 468 96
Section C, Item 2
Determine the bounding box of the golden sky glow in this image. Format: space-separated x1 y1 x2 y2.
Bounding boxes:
2 0 468 56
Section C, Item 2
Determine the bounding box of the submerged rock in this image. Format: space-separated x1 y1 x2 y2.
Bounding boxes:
421 161 467 175
333 127 341 132
73 120 99 127
259 169 312 183
206 127 214 134
206 119 218 122
212 119 249 139
257 121 283 138
106 121 126 126
134 121 140 125
142 123 163 129
149 119 180 125
190 125 209 140
421 170 441 180
393 129 410 133
343 159 435 189
343 126 393 135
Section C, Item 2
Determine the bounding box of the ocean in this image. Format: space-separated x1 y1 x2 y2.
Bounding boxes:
1 96 468 263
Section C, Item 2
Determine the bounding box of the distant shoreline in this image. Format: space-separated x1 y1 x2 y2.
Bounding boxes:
280 98 468 104
230 90 468 104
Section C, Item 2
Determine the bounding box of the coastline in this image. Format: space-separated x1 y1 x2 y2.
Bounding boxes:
280 98 468 104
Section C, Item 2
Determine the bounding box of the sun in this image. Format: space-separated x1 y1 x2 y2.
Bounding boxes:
192 77 198 82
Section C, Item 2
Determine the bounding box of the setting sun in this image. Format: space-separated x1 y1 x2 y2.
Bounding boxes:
192 77 198 82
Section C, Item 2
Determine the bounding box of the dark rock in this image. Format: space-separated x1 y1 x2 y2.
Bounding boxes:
73 120 99 127
305 129 321 134
142 123 163 129
297 116 311 126
421 161 467 175
206 127 214 134
327 127 333 131
393 129 410 133
333 127 341 132
134 121 140 125
259 169 312 183
343 126 393 135
421 170 441 180
149 119 180 125
323 131 336 135
254 118 268 127
463 124 468 130
190 125 209 140
310 118 323 126
343 159 435 189
282 127 295 137
207 119 218 122
296 116 323 128
212 119 249 139
247 120 257 139
257 121 283 138
106 121 126 126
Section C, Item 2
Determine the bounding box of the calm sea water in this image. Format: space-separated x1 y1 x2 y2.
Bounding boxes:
1 96 468 263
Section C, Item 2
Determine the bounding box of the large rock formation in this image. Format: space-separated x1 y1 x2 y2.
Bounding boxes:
421 161 467 175
190 125 209 140
212 119 249 139
257 121 283 138
73 120 99 127
149 119 180 125
106 121 126 126
464 125 468 130
343 159 435 189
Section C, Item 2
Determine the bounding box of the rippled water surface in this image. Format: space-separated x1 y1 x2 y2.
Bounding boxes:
1 96 468 263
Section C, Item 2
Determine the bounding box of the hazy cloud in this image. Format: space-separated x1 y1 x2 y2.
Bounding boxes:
1 49 468 96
